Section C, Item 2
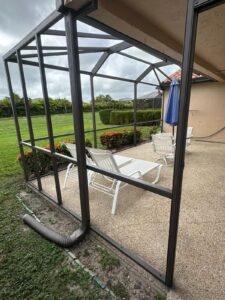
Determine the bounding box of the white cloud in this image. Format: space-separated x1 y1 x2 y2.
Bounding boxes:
0 0 179 102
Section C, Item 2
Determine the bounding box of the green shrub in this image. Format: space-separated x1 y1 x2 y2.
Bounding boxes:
100 130 142 149
100 131 123 149
99 109 112 124
0 93 135 118
110 111 133 125
149 126 160 138
17 139 92 176
121 130 142 145
0 98 12 117
109 109 161 126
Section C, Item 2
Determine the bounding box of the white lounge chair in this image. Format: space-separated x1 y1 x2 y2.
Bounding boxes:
87 148 162 215
63 143 94 188
63 144 133 188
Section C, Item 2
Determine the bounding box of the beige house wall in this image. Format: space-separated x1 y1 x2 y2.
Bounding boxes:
163 82 225 142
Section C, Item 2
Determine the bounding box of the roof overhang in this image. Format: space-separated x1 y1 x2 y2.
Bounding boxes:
64 0 225 82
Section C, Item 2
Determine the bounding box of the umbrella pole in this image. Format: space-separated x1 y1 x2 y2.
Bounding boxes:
172 125 175 136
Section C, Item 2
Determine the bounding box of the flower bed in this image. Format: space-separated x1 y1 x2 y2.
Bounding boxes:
100 130 142 149
17 139 92 176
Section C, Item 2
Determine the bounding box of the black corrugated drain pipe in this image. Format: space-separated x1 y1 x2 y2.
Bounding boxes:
23 214 88 247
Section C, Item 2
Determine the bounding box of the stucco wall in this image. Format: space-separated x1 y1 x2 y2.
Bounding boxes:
163 81 225 142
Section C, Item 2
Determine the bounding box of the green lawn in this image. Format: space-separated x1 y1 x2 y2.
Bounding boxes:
0 112 152 179
0 178 109 300
0 112 98 179
0 113 159 299
0 113 114 298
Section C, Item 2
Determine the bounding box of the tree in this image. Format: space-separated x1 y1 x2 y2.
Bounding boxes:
95 94 113 103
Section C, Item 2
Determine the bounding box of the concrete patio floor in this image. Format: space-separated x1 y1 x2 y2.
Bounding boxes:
33 141 225 299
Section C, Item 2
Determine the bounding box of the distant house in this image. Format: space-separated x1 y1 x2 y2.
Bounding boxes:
162 69 225 142
119 97 133 103
136 91 162 109
119 91 162 109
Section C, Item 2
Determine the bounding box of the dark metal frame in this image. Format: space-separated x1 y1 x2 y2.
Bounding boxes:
3 0 221 287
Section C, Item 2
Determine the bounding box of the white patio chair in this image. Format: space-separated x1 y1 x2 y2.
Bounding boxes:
171 126 193 150
152 133 175 165
88 148 162 215
152 127 193 164
186 127 193 148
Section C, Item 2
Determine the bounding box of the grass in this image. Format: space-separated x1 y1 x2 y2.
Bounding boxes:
0 178 109 299
0 112 154 179
0 112 115 298
109 282 129 300
0 112 158 298
154 294 166 300
96 246 121 271
0 113 100 179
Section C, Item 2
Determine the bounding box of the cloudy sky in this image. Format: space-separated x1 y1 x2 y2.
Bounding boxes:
0 0 179 102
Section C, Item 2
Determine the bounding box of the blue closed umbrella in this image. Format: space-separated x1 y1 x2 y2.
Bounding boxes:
164 79 180 134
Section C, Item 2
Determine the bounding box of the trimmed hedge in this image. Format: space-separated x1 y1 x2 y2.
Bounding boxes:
110 111 133 125
0 94 134 118
110 109 161 126
100 130 142 149
99 109 112 124
83 102 133 113
0 97 73 118
17 139 92 176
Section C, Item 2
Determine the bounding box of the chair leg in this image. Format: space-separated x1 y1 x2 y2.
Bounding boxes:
156 156 167 166
163 156 168 166
87 170 94 185
63 163 73 188
151 164 162 184
111 181 121 215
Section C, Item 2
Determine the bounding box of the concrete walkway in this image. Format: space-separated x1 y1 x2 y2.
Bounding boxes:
35 141 225 299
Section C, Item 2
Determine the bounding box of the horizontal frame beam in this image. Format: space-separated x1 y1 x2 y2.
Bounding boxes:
44 29 120 40
119 51 152 65
23 46 110 52
119 53 175 69
24 46 67 51
21 141 172 199
17 51 68 59
78 32 119 40
81 70 158 85
22 119 162 143
194 0 225 12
